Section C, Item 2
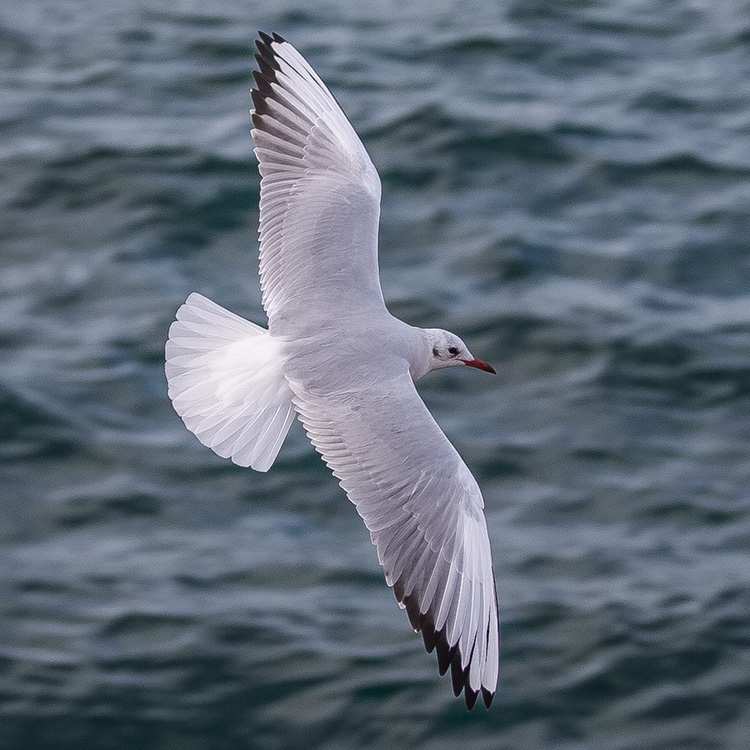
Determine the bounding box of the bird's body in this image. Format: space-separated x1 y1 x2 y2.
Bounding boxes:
166 32 499 709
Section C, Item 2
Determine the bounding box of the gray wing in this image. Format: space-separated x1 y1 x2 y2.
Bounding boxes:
251 33 387 336
286 357 499 708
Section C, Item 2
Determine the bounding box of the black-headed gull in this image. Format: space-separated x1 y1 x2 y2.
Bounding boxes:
166 32 499 709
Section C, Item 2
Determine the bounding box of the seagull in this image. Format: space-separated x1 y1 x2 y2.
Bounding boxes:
165 32 499 709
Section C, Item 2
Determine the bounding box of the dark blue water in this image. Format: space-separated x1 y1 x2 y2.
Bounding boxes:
2 1 750 748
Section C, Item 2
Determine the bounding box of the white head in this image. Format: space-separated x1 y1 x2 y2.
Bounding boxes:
421 328 496 378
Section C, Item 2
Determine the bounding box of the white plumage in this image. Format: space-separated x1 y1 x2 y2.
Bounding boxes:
166 32 499 708
165 292 295 471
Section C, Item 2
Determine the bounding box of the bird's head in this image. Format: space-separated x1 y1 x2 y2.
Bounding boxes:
423 328 496 375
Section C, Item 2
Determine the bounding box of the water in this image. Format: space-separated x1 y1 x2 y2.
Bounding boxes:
2 1 750 748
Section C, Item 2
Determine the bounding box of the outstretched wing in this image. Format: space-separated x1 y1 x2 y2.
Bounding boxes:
251 32 499 707
285 358 499 708
251 33 387 335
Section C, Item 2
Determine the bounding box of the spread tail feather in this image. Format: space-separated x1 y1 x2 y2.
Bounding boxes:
165 293 295 471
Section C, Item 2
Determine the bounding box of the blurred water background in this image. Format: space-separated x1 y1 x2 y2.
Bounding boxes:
2 1 750 748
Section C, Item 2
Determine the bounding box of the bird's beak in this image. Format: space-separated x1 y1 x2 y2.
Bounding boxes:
461 357 497 375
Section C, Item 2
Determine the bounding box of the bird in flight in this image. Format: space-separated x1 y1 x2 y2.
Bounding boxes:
165 31 499 709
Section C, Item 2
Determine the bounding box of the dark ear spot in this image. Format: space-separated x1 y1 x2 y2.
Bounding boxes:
448 346 458 356
432 347 439 357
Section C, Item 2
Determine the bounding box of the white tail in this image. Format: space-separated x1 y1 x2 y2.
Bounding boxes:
165 293 295 471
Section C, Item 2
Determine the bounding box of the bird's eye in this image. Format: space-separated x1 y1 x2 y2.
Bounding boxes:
432 347 439 357
448 346 458 356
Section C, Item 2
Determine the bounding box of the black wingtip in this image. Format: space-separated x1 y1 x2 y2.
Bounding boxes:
482 687 495 709
257 31 287 48
254 33 282 79
449 652 464 697
450 656 476 711
251 72 271 111
421 620 438 653
255 43 278 74
252 35 284 127
398 590 421 632
253 54 278 89
396 588 487 706
435 636 457 676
